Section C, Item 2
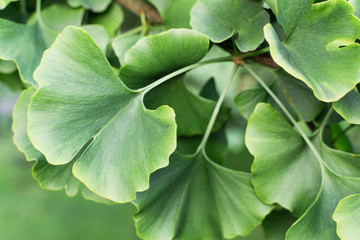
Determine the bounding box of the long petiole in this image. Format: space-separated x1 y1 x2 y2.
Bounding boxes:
195 64 239 154
139 56 237 94
243 62 325 167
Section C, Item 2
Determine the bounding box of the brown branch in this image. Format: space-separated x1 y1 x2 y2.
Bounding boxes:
116 0 162 24
249 56 279 69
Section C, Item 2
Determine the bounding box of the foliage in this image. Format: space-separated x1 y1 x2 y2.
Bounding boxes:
1 0 360 239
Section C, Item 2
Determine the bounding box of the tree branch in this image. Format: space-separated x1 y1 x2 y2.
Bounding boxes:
116 0 162 24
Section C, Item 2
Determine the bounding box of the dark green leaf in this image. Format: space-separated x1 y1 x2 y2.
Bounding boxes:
119 29 209 89
133 151 272 240
333 90 360 124
144 76 230 136
67 0 111 12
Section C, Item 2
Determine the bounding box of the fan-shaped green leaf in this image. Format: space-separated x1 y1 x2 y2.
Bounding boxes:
144 76 230 136
333 193 360 240
67 0 111 12
27 26 176 203
119 29 209 89
12 87 113 204
81 24 109 53
190 0 269 52
265 0 360 102
149 0 197 29
0 4 84 86
133 151 272 240
333 90 360 124
246 103 360 239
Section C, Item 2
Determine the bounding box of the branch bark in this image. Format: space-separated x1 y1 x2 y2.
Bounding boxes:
116 0 162 24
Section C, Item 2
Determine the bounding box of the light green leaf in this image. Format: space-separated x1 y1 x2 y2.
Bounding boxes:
235 70 323 121
0 0 17 10
133 151 272 240
27 26 176 203
0 4 84 86
333 193 360 240
89 2 124 37
149 0 197 29
112 34 141 66
246 103 360 239
67 0 111 12
333 90 360 124
144 76 230 136
119 29 209 89
81 24 109 53
265 0 360 102
190 0 269 52
12 87 113 204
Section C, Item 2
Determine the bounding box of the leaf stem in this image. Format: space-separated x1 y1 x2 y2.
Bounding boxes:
121 26 143 37
196 64 239 154
36 0 42 20
139 56 236 94
332 124 356 144
243 62 325 167
241 47 270 59
318 107 333 132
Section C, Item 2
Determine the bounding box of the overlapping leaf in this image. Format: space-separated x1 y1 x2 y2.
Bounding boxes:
265 0 360 102
333 194 360 240
246 103 360 239
235 69 323 121
89 2 124 37
27 27 177 203
0 4 84 86
144 76 230 136
190 0 269 52
333 90 360 124
119 29 209 89
67 0 111 12
149 0 197 29
112 34 141 66
349 0 360 18
133 151 272 240
12 87 113 204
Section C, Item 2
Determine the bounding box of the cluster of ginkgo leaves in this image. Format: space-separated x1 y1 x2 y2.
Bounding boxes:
1 0 360 239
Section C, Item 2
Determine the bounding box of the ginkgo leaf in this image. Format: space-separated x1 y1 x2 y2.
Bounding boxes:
0 0 17 10
246 103 360 239
0 60 16 74
148 0 197 29
265 0 360 102
67 0 111 12
89 2 124 37
27 26 176 203
119 29 209 89
144 76 230 136
333 90 360 124
190 0 269 52
112 34 141 66
332 193 360 240
235 70 323 121
12 87 113 204
0 4 84 86
133 151 272 240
